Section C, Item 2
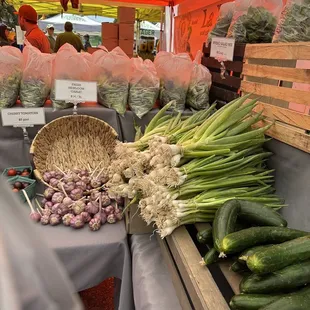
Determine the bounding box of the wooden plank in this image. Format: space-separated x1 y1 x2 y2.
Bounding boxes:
243 64 310 84
166 226 229 310
252 101 310 131
210 85 239 104
245 42 310 60
157 235 193 310
254 120 310 153
211 72 241 90
202 56 244 73
195 223 242 295
241 81 310 106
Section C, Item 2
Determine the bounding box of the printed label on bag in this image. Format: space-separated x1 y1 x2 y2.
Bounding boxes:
210 37 235 61
55 80 97 102
1 108 46 127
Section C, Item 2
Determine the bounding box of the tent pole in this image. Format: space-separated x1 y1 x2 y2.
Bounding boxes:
169 3 173 52
159 9 164 52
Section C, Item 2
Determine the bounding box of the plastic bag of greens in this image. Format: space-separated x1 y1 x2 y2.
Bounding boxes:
50 44 91 110
0 46 22 109
20 44 54 107
227 0 282 43
273 0 310 43
186 51 212 110
92 47 131 115
154 52 193 111
207 2 235 43
128 58 159 118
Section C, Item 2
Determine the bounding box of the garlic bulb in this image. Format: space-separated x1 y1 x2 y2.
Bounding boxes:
89 218 101 231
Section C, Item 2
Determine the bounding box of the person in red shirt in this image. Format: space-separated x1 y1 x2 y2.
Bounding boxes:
14 5 50 54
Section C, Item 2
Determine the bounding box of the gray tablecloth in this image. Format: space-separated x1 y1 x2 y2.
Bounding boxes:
130 235 182 310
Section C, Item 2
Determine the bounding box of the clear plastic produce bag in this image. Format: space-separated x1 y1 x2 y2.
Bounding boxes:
128 58 159 118
186 51 212 110
92 47 131 115
0 46 22 109
273 0 310 43
50 44 91 110
227 0 282 43
207 2 236 43
155 52 193 111
20 44 54 107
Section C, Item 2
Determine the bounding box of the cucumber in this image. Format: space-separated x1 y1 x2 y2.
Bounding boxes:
238 200 287 227
196 227 213 245
261 286 310 310
201 247 218 266
240 260 310 294
238 245 274 265
230 294 282 310
222 227 309 255
230 261 250 274
247 236 310 274
213 199 240 253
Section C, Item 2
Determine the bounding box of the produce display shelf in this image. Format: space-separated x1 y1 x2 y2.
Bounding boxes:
157 223 242 310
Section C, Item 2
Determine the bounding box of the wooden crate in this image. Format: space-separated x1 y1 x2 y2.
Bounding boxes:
157 224 242 310
202 43 246 104
241 42 310 153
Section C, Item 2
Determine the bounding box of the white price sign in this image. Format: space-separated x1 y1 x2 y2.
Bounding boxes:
55 80 97 102
15 26 25 45
1 108 46 127
210 37 235 61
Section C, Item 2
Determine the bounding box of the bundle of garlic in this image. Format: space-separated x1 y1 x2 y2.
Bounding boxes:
107 96 285 238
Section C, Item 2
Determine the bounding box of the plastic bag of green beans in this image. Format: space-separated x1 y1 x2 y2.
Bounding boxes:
0 46 22 109
92 47 130 115
273 0 310 43
128 58 159 118
186 51 212 110
20 44 54 107
155 52 193 112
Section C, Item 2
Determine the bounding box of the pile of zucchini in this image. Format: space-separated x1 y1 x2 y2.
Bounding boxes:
197 200 310 310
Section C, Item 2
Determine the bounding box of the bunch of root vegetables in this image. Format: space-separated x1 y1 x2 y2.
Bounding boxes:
25 166 123 231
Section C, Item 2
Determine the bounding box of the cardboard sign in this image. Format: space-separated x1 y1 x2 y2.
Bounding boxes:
210 37 235 61
55 80 97 102
15 26 25 45
1 108 45 127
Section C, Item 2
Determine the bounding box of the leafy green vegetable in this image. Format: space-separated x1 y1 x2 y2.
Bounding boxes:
20 79 50 107
0 72 21 109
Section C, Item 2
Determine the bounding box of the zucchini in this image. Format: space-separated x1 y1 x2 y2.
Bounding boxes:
196 227 213 245
201 247 218 266
260 286 310 310
240 260 310 294
238 200 287 227
213 199 240 253
230 294 282 310
247 236 310 274
230 261 250 274
222 227 309 255
238 245 274 265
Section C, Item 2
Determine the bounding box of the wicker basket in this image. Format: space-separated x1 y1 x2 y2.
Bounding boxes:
30 115 118 183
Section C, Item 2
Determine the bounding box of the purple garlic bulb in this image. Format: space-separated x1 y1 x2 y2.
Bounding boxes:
63 174 74 183
43 188 55 200
30 212 41 222
101 194 111 207
104 205 115 215
57 204 70 216
81 211 92 223
55 172 63 180
43 208 52 216
49 214 61 226
49 171 56 178
51 192 65 204
75 181 87 191
73 167 81 174
49 178 59 188
107 213 116 224
115 212 123 221
70 188 83 200
44 201 53 209
81 176 90 184
89 218 101 231
90 190 101 201
115 197 124 207
72 200 86 215
40 215 50 225
63 182 75 193
90 179 101 189
80 169 89 177
100 174 109 184
94 211 107 225
85 202 99 215
51 203 61 214
41 198 47 205
63 196 73 207
72 173 80 182
70 215 84 229
62 213 75 226
43 172 52 183
86 185 92 190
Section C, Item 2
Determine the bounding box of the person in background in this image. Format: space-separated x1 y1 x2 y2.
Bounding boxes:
46 24 56 52
83 34 91 51
14 4 50 53
0 23 10 46
54 22 84 53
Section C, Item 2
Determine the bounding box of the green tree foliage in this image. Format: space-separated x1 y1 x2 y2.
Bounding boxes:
0 0 18 29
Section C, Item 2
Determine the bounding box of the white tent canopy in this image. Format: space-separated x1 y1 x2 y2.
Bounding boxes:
38 14 102 33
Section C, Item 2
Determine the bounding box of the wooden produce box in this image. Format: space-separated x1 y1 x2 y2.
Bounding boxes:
157 223 242 310
124 198 154 234
241 42 310 154
202 43 246 104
